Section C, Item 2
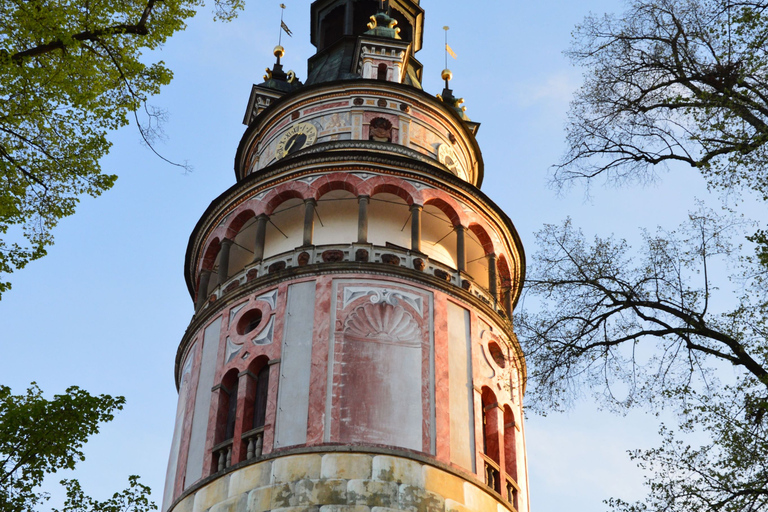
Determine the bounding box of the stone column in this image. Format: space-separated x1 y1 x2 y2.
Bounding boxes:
503 285 513 318
252 214 269 262
218 238 233 285
488 253 498 305
357 195 369 243
195 269 211 310
303 199 316 247
456 225 467 272
410 204 422 253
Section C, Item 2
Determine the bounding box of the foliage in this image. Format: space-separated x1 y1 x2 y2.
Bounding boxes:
558 0 768 198
518 208 768 511
55 476 156 512
608 389 768 512
0 383 154 512
0 0 243 298
534 0 768 507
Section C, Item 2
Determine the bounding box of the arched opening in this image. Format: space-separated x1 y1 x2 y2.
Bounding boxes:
227 212 257 279
368 192 411 249
503 405 519 508
264 197 304 259
498 254 513 316
503 405 517 480
240 356 270 461
198 239 222 300
211 368 239 473
467 225 493 290
481 386 501 493
314 189 358 246
377 63 388 81
422 203 457 268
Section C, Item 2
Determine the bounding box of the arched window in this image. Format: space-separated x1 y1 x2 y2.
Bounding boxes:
241 357 270 461
212 369 239 473
481 387 501 493
504 405 519 508
253 364 270 429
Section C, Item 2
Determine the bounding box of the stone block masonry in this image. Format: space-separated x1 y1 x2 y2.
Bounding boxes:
172 453 514 512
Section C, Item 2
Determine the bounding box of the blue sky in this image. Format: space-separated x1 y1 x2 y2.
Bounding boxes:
0 1 744 511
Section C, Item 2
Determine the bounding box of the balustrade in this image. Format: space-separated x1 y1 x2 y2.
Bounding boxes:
201 242 499 310
212 439 233 472
242 427 264 460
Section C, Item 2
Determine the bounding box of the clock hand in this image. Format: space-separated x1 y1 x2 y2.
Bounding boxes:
284 136 297 155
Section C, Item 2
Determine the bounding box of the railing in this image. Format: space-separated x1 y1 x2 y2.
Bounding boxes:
481 453 501 495
480 453 519 511
506 475 520 512
242 427 264 460
211 439 233 472
203 242 498 310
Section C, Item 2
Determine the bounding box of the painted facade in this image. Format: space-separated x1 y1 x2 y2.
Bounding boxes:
163 2 529 512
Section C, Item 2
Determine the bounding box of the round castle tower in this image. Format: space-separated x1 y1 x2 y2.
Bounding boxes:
162 2 529 512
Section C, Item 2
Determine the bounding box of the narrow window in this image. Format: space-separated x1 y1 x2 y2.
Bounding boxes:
377 63 388 81
224 379 238 440
253 365 270 429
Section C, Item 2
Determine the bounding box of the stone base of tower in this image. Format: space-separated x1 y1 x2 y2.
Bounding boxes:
169 450 516 512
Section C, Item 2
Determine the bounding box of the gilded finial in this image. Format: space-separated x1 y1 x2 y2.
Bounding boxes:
274 45 285 58
441 69 453 82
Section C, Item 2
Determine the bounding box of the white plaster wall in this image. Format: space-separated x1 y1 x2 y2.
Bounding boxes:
274 281 316 448
161 349 194 511
184 318 222 485
447 302 475 472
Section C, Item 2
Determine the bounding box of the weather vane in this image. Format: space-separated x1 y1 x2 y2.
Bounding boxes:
278 3 292 47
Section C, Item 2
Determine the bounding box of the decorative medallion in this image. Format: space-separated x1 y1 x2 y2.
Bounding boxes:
275 122 318 159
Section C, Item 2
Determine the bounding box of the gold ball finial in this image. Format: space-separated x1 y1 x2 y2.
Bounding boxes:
441 69 453 82
273 45 285 58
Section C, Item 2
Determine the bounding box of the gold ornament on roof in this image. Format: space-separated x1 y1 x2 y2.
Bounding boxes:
273 45 285 58
366 13 402 39
441 69 453 82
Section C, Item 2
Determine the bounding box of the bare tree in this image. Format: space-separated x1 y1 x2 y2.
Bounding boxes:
558 0 768 200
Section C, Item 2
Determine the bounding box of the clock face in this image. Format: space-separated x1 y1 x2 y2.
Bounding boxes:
275 122 318 159
437 143 460 176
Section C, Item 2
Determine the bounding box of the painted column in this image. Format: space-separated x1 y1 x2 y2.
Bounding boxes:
503 284 513 318
252 214 269 262
410 204 422 253
218 238 233 284
456 225 467 272
488 253 498 304
357 195 369 243
303 199 316 247
195 270 211 310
